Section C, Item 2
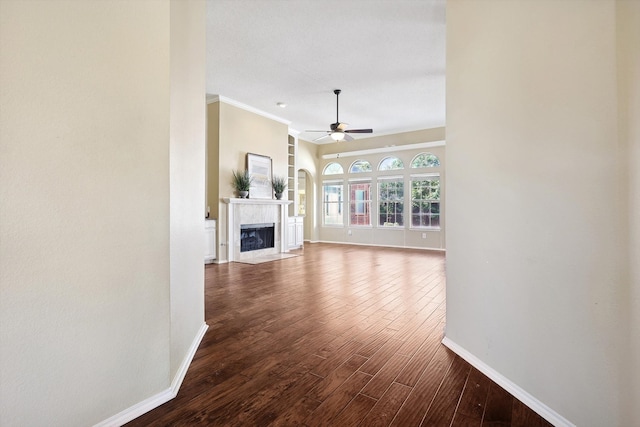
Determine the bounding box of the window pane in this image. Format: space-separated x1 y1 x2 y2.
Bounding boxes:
349 182 371 226
411 153 440 168
350 160 372 173
431 213 440 227
411 177 440 228
378 156 404 171
323 162 344 175
378 180 404 226
323 183 343 225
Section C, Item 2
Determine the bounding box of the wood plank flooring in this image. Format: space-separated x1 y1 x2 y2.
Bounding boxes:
126 243 552 427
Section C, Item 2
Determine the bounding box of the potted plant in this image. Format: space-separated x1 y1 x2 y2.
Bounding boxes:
232 169 253 198
271 175 288 200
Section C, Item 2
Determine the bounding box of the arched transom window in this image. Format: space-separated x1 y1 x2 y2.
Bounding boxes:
378 156 404 171
411 153 440 168
350 159 372 173
323 162 344 175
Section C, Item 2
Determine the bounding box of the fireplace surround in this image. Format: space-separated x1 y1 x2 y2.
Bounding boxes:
223 198 291 262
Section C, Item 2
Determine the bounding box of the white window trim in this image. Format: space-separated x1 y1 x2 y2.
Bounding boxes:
410 173 440 179
377 175 404 181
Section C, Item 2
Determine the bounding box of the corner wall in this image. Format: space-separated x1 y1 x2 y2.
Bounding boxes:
617 0 640 423
446 1 630 425
0 1 207 425
169 0 207 381
0 1 172 425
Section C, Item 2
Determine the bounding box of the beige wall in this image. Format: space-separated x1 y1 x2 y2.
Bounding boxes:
446 1 633 425
169 0 206 380
206 102 220 220
297 138 319 241
207 101 290 262
617 0 640 422
315 128 446 250
0 1 206 425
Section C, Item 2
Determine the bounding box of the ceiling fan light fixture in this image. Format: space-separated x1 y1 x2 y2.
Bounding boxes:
330 131 345 141
305 90 373 143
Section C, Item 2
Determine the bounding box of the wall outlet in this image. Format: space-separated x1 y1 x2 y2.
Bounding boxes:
422 233 427 239
348 229 352 236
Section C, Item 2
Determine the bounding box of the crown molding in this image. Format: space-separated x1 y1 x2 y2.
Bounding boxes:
321 140 446 160
206 95 291 126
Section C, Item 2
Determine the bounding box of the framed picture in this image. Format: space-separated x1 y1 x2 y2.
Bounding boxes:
246 153 273 199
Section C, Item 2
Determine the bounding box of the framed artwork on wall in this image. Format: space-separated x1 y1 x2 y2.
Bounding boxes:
246 153 272 199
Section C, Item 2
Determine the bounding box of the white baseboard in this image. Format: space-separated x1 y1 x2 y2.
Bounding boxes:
441 336 574 427
93 389 175 427
318 239 446 252
170 322 208 393
94 322 209 427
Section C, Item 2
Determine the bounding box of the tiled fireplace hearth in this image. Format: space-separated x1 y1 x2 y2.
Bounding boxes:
223 198 292 262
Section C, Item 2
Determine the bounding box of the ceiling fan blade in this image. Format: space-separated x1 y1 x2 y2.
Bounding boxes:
306 130 330 133
313 133 332 142
343 134 354 142
344 129 373 134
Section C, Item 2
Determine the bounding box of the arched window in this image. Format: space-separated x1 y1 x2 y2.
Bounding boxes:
378 156 404 171
323 162 344 175
349 159 372 173
411 153 440 168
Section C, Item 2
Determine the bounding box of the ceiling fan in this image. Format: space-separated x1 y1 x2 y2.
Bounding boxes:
306 89 373 142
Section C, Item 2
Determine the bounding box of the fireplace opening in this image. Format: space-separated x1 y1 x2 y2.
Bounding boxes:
240 223 275 253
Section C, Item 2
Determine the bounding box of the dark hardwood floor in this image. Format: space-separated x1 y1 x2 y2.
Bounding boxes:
127 243 551 427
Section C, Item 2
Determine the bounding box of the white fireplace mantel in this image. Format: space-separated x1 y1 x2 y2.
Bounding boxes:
223 197 292 206
223 198 292 262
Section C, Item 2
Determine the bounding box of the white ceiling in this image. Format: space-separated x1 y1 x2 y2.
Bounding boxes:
206 0 446 144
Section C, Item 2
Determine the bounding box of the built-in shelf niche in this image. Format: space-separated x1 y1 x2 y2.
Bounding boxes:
287 134 298 217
